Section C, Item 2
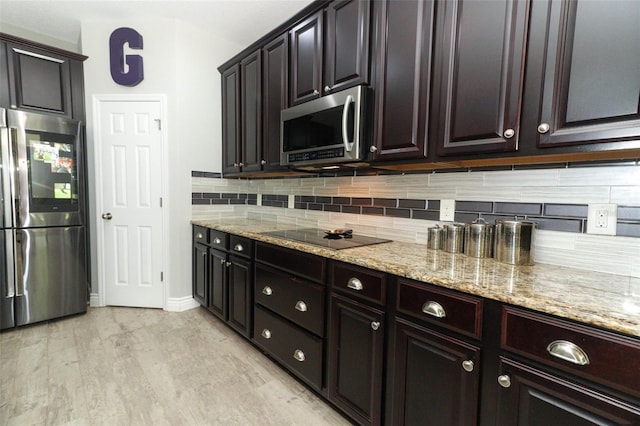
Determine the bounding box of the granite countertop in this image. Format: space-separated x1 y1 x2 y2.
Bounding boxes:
192 218 640 339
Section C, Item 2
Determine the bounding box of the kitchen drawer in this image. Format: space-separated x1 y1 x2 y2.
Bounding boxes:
255 242 326 283
253 305 323 392
193 225 209 245
255 263 325 336
331 261 387 305
396 279 483 339
209 229 228 250
229 235 252 259
502 306 640 398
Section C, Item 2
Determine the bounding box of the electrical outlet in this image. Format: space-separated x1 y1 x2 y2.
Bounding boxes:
586 203 617 235
440 199 456 222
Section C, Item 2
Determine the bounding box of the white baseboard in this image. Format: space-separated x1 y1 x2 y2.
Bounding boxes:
165 296 200 312
89 293 103 307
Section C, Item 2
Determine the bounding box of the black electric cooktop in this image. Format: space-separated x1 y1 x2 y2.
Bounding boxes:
260 228 391 250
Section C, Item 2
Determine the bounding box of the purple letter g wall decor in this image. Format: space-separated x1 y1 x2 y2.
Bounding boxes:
109 27 144 86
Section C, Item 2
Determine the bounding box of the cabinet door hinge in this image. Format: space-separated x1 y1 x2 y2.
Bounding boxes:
154 118 161 130
161 272 164 282
160 197 163 207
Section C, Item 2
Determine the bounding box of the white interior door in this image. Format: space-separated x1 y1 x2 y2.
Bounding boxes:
98 100 164 308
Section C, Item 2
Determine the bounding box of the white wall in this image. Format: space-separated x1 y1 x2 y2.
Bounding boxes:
0 22 80 52
80 19 241 302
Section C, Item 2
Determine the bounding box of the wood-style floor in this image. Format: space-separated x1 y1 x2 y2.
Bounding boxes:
0 306 351 425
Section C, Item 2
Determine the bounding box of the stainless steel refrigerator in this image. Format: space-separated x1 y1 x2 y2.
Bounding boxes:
1 108 87 330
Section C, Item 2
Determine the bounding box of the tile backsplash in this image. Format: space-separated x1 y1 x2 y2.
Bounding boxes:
192 164 640 278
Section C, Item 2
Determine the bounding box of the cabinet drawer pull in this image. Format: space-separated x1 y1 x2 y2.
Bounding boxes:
196 232 203 239
546 340 590 366
293 349 306 362
213 237 222 245
261 329 271 339
262 286 273 296
462 360 474 372
233 243 243 252
422 301 446 318
497 375 511 388
347 277 363 291
371 321 380 331
295 301 307 312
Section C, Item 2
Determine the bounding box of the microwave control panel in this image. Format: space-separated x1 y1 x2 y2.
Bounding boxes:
288 148 345 163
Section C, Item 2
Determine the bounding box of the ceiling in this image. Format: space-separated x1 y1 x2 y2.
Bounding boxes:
0 0 314 49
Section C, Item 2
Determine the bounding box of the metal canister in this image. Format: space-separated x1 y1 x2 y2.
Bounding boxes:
494 220 536 265
427 225 445 250
444 223 465 253
464 218 495 258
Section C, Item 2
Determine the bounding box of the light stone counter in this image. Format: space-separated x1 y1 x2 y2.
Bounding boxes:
192 218 640 338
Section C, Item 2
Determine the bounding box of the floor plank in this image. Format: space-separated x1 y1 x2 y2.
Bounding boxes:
0 306 351 425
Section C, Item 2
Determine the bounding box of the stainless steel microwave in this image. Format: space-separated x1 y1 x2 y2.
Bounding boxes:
280 85 370 167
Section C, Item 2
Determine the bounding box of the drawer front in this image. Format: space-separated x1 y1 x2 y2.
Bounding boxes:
502 306 640 398
255 242 325 283
209 229 228 250
255 264 325 336
193 225 209 245
253 305 323 391
229 235 252 259
397 279 483 339
331 262 387 305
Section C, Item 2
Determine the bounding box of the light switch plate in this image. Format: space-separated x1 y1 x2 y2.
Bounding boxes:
586 203 617 235
440 199 456 222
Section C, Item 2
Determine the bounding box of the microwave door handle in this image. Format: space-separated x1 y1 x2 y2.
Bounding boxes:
341 95 354 152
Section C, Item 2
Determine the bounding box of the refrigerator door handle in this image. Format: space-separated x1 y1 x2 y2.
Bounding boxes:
4 230 15 298
14 230 24 297
1 111 14 227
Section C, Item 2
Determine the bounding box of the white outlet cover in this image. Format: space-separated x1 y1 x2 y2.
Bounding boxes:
586 203 617 236
440 199 456 222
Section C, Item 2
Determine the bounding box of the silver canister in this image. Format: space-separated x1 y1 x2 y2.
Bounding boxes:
444 223 465 253
464 218 495 258
427 225 445 250
494 220 536 265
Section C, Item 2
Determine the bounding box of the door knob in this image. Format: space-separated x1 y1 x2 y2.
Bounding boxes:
102 213 112 220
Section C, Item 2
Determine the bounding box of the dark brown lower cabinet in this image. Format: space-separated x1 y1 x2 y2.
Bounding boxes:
208 248 226 319
253 305 324 392
226 256 252 338
496 357 640 425
327 294 384 426
389 318 481 426
192 243 207 306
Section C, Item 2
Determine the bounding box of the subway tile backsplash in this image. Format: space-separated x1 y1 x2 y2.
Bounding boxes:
192 164 640 277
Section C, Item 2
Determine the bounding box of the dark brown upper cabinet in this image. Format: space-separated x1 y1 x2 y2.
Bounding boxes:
240 49 262 173
221 63 241 174
1 34 87 120
324 0 371 94
371 0 436 161
432 0 528 157
290 0 371 106
262 34 289 171
290 11 324 105
522 0 640 151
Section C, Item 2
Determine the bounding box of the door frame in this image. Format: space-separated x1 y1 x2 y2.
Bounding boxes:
92 94 169 309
